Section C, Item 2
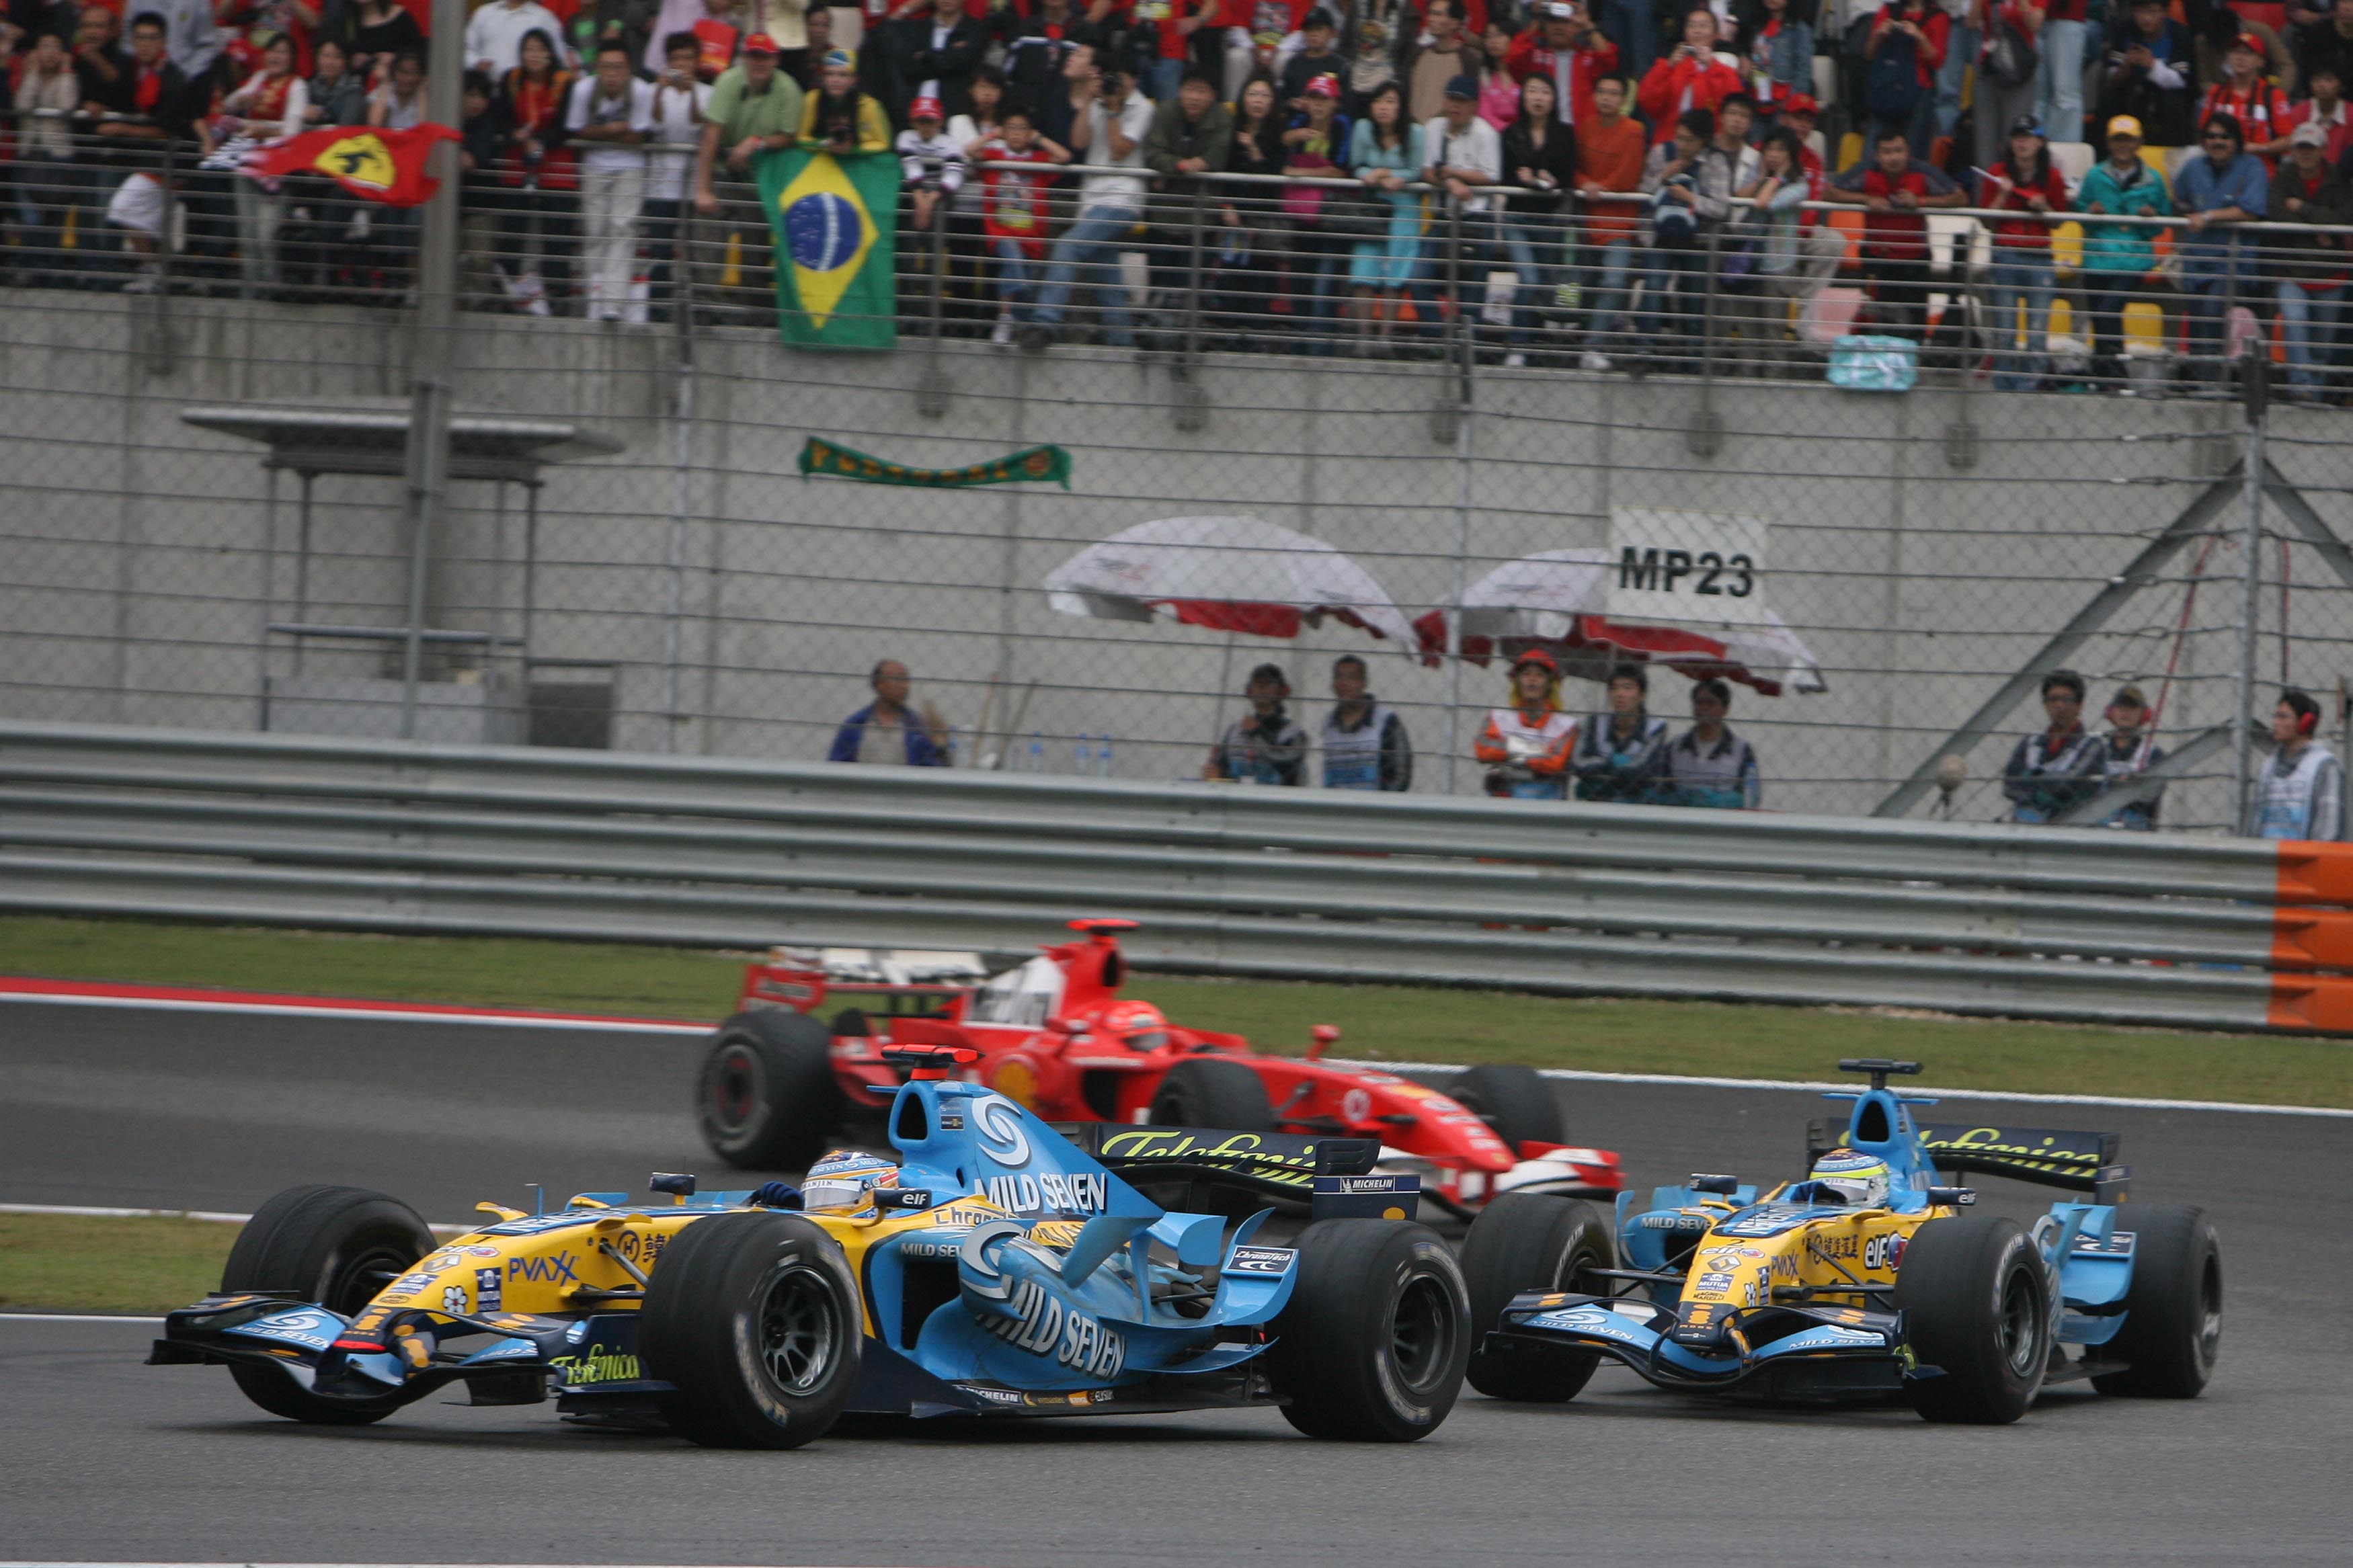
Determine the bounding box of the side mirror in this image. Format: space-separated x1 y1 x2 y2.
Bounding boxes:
1925 1186 1976 1206
649 1171 698 1204
1689 1173 1740 1195
1307 1024 1340 1061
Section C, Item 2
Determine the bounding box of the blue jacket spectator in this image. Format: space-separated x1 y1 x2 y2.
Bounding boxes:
828 660 951 766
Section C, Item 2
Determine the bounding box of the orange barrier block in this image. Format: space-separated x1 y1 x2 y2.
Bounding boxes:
2274 840 2353 907
2268 908 2353 971
2262 974 2353 1032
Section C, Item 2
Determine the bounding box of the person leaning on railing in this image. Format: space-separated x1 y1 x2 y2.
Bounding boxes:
89 10 202 294
1572 70 1644 370
1345 79 1425 354
1213 70 1287 336
1819 123 1964 344
692 32 801 323
1634 107 1732 372
1279 71 1353 347
2076 112 2173 388
1141 65 1233 316
1975 114 2071 392
2266 118 2353 403
2173 110 2269 386
1497 71 1577 367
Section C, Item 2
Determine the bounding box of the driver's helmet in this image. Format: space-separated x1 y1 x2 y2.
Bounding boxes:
1103 999 1170 1053
801 1150 900 1213
1809 1149 1892 1209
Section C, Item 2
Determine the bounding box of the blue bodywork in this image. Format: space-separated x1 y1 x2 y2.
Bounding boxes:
1486 1075 2141 1397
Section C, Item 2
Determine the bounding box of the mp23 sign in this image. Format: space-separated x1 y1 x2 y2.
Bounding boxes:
1606 510 1771 628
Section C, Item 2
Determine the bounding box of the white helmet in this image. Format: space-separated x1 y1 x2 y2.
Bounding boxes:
1810 1149 1892 1209
801 1150 899 1213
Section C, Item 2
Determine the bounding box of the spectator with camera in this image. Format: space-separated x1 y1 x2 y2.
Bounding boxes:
1503 1 1618 130
1640 9 1742 145
1861 0 1948 158
1204 663 1310 784
2098 0 2195 149
1661 677 1761 808
1636 108 1732 371
2001 669 2104 823
566 39 654 323
1021 56 1154 350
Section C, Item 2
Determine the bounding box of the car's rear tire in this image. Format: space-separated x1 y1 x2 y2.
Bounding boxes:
1148 1057 1274 1132
1447 1064 1564 1152
2089 1204 2222 1399
1458 1192 1613 1401
218 1184 433 1426
697 1011 843 1170
1897 1214 2050 1425
639 1211 862 1449
1266 1219 1470 1442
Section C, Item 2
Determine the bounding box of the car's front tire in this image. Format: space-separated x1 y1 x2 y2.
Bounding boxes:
2089 1204 2222 1399
1266 1219 1470 1442
1458 1192 1613 1401
217 1184 434 1426
1897 1214 2051 1425
639 1211 862 1449
697 1011 843 1170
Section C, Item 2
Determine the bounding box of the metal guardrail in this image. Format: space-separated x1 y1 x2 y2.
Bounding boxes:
3 719 2349 1035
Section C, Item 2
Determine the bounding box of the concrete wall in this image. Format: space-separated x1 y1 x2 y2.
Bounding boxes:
5 286 2348 828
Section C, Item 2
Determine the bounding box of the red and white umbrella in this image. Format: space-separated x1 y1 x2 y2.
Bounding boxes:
1414 548 1827 696
1043 515 1419 653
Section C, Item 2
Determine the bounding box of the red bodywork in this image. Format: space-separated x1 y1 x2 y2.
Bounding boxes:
733 919 1624 1212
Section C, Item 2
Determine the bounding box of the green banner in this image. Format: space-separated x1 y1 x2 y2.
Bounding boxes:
756 147 898 350
797 437 1074 490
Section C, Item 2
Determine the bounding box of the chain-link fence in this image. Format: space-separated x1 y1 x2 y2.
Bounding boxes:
9 116 2353 836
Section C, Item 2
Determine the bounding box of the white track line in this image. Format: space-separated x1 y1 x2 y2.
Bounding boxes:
3 986 2338 1118
0 1314 167 1324
0 991 705 1034
1321 1057 2353 1118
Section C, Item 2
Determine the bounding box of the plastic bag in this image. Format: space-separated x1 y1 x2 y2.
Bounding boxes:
1827 333 1918 391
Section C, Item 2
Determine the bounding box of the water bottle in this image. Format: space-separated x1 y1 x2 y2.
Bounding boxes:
1096 735 1115 778
1027 732 1045 774
1074 735 1094 775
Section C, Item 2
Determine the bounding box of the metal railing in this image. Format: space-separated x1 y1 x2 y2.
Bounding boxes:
5 717 2350 1034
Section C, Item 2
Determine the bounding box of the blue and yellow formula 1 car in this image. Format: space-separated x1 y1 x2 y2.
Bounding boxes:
1458 1059 2222 1424
150 1046 1471 1446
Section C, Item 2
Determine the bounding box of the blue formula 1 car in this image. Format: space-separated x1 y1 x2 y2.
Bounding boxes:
1457 1060 2222 1423
151 1046 1472 1446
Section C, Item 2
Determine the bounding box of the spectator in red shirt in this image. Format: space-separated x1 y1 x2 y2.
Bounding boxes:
1822 122 1965 340
1978 114 2071 388
2289 63 2353 162
1638 7 1741 142
1574 69 1646 365
1779 89 1825 170
1863 0 1948 159
1505 0 1618 128
2200 33 2292 161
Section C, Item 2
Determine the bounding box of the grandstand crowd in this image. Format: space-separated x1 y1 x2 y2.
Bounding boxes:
8 0 2353 390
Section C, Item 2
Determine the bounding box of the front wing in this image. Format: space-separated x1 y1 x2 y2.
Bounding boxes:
1484 1290 1917 1399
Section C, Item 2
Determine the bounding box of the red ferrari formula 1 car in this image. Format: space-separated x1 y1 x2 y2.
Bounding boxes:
696 919 1622 1216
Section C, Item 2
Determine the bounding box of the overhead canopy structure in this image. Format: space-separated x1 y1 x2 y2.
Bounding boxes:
182 405 625 744
1414 547 1828 696
1043 515 1419 653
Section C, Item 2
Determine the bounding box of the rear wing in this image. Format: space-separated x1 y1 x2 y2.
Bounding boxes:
742 946 989 1019
1049 1124 1411 1219
1808 1119 2130 1204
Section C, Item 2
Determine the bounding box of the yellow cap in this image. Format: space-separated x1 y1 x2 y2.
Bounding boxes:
2106 114 2144 140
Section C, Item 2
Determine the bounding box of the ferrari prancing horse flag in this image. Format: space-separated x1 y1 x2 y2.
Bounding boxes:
244 124 459 207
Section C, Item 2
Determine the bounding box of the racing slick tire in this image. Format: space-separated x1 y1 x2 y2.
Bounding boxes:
218 1184 435 1426
697 1010 844 1171
1896 1214 2052 1425
1147 1057 1275 1133
1447 1064 1565 1151
639 1210 863 1449
1266 1219 1471 1442
2089 1204 2222 1399
1458 1192 1614 1401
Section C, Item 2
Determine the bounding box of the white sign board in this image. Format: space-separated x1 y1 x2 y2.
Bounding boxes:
1605 509 1771 628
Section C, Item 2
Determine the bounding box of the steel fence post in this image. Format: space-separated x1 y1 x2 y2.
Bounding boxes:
397 0 465 741
662 207 698 753
2233 354 2269 833
1183 179 1205 377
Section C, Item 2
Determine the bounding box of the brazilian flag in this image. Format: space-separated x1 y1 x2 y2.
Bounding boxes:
757 147 898 350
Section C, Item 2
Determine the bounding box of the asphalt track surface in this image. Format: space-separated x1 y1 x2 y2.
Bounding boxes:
3 998 2346 1565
